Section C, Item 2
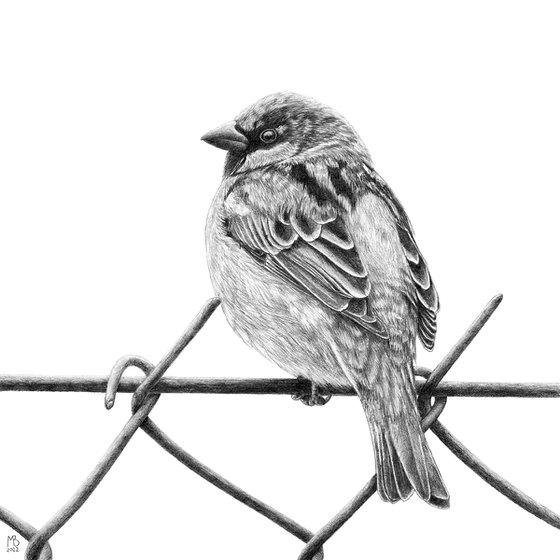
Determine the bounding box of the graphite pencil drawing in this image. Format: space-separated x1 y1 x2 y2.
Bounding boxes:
203 92 448 507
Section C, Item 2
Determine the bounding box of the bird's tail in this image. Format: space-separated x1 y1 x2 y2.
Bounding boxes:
359 363 450 508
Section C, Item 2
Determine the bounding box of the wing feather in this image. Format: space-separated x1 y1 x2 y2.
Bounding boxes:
227 210 387 339
361 165 439 350
394 210 439 349
270 219 298 246
309 237 368 278
277 245 370 300
320 218 354 249
289 213 322 242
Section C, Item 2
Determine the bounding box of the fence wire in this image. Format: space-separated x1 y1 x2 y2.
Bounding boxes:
1 294 559 560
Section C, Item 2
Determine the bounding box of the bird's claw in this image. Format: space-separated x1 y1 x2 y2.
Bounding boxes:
292 381 332 406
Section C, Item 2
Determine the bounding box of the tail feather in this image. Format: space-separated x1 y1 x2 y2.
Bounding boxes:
330 338 449 508
425 444 450 508
393 422 431 500
381 432 413 502
374 417 450 508
355 361 450 509
374 433 395 502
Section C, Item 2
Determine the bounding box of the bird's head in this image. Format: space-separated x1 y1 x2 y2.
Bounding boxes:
201 92 369 175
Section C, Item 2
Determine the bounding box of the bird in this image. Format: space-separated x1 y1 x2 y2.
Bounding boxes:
202 92 449 507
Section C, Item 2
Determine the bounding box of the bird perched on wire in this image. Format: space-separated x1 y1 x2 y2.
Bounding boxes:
202 92 449 507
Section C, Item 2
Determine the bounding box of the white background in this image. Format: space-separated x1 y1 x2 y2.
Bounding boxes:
1 1 559 559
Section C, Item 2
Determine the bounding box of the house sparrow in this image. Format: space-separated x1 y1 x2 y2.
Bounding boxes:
202 92 449 507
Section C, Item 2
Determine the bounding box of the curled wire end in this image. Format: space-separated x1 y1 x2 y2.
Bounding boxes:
105 355 154 410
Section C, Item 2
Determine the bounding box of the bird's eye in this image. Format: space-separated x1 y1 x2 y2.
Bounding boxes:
259 129 278 144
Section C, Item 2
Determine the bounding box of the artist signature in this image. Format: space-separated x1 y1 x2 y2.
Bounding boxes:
6 535 20 553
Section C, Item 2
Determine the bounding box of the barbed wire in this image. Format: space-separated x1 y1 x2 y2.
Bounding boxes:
1 294 559 560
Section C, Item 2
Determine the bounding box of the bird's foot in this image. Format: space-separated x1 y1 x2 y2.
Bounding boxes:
292 380 331 407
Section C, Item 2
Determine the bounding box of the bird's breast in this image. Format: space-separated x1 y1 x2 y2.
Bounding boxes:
205 186 358 386
204 183 417 385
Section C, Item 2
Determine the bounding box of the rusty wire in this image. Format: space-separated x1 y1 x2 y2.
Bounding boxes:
1 294 560 560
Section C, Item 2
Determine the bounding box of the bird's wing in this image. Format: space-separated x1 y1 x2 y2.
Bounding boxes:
395 223 438 349
227 209 388 339
366 168 439 350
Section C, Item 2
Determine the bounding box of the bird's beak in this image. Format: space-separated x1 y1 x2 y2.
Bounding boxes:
201 121 249 153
